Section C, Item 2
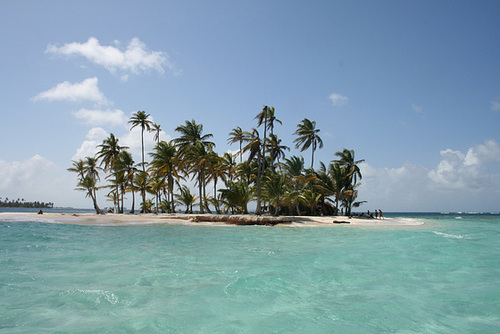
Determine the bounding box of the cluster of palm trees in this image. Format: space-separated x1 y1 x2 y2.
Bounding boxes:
69 107 365 216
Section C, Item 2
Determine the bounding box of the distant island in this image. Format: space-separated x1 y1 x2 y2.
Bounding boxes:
0 197 54 208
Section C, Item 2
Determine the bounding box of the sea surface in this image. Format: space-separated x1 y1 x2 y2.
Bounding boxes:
1 211 499 333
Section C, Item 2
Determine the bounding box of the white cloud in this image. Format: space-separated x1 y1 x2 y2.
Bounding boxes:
73 108 128 127
358 140 500 211
33 77 107 103
0 155 89 208
428 140 500 191
72 127 109 161
46 37 173 76
329 93 349 106
491 101 500 111
120 126 160 159
0 155 56 190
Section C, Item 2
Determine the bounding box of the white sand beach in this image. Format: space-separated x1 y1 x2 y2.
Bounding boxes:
0 212 425 227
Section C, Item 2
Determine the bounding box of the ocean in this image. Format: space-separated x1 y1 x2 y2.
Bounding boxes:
1 212 499 333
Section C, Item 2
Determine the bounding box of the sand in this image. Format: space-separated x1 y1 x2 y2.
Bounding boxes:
0 212 425 227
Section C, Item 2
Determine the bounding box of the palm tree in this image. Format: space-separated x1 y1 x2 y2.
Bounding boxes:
96 134 128 213
175 185 197 213
219 152 237 184
75 175 103 214
265 106 282 136
129 111 153 173
68 159 86 180
299 189 321 216
174 120 214 213
149 176 167 213
334 148 364 186
219 180 253 214
262 171 287 216
242 128 264 214
174 119 214 157
228 126 246 162
149 140 178 213
334 149 365 216
133 170 151 213
266 133 289 169
116 151 137 213
293 118 323 169
151 122 162 145
68 157 102 214
186 141 213 213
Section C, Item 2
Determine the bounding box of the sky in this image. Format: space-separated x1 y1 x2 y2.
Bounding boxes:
1 0 499 212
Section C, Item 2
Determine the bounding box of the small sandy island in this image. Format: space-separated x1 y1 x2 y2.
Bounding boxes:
0 212 424 227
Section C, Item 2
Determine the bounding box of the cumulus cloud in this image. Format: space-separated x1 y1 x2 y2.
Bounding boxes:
428 140 500 191
0 155 56 190
359 140 500 211
72 127 109 161
46 37 173 76
329 93 349 106
0 155 85 207
32 77 107 104
73 108 128 127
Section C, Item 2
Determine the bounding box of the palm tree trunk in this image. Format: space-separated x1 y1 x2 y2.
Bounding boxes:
141 127 146 207
90 191 102 214
198 171 204 214
311 148 315 169
130 190 135 214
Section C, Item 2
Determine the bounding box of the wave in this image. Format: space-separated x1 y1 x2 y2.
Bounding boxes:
432 231 466 239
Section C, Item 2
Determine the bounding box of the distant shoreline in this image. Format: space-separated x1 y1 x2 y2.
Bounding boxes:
0 212 425 227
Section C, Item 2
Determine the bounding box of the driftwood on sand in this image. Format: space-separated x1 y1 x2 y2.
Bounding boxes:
173 214 293 225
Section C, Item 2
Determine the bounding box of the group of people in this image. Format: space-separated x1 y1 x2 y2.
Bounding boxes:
367 209 383 219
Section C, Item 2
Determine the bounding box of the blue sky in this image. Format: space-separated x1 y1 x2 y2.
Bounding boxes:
1 0 499 211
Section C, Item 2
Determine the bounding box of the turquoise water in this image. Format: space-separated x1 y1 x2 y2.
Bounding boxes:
1 214 499 333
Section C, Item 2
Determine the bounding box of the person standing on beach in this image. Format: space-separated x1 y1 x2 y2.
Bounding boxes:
374 210 378 219
379 209 383 219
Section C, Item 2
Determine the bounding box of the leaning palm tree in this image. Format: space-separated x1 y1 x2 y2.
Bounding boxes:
293 118 323 169
74 175 103 214
68 159 86 180
129 110 153 173
68 157 102 214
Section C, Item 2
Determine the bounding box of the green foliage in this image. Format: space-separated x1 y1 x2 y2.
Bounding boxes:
0 198 53 208
69 108 366 216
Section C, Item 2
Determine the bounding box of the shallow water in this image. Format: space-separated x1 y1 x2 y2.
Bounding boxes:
1 213 499 333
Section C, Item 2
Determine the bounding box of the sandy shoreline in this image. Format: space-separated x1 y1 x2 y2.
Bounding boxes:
0 212 425 227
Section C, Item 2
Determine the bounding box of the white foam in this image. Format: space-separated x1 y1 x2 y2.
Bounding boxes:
0 213 56 224
432 231 465 239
